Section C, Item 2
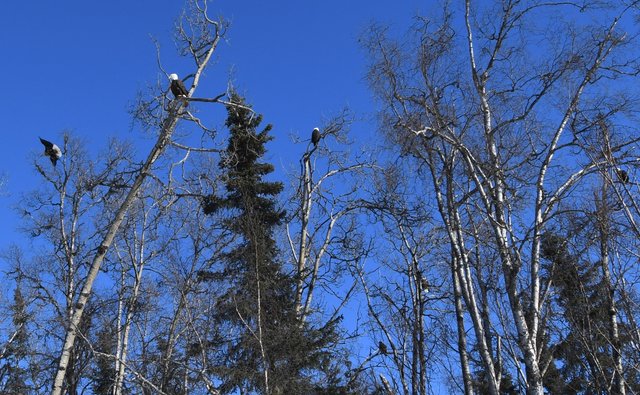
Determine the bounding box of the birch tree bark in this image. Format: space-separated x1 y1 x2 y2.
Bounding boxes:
363 1 640 393
51 3 224 393
288 116 371 322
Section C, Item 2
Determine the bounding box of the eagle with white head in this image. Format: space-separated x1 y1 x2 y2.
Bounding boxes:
311 127 321 147
39 137 62 167
169 73 189 99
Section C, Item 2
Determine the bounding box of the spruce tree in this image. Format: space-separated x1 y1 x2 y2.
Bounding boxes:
1 285 30 394
92 323 117 395
540 232 640 393
202 92 341 394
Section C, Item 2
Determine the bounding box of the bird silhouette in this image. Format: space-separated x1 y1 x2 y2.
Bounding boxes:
420 277 430 293
616 168 629 184
378 341 388 355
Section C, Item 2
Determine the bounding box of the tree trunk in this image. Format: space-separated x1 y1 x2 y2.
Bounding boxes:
596 187 626 395
452 263 474 395
52 104 184 395
51 7 221 391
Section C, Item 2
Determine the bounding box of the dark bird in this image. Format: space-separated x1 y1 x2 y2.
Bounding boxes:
169 73 189 99
39 137 62 166
420 277 430 293
378 341 388 355
616 168 630 184
311 127 321 147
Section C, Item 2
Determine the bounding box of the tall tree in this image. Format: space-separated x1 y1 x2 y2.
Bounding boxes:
0 282 30 394
49 2 225 393
91 319 117 395
202 91 340 394
363 1 640 393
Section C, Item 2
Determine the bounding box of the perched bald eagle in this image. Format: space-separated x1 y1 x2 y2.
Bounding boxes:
420 277 430 293
169 73 189 100
39 137 62 167
378 341 388 355
616 168 630 184
311 127 321 147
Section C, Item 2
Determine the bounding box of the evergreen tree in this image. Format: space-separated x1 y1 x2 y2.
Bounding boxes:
471 367 519 395
540 232 640 393
0 284 30 394
202 92 342 394
92 322 117 395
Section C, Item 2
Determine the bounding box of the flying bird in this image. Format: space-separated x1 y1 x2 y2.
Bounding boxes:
39 137 62 167
378 341 388 355
169 73 189 100
311 127 321 147
616 168 630 184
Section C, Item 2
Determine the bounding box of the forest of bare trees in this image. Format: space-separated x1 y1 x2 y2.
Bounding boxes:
2 0 640 394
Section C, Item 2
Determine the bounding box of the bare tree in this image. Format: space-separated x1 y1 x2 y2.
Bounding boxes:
1 133 134 393
286 115 372 324
51 2 228 393
345 160 447 395
596 115 640 376
593 121 627 395
364 1 640 393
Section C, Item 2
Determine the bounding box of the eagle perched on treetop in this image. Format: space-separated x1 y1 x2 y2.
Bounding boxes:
311 127 321 147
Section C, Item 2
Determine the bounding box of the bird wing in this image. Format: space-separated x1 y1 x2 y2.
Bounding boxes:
177 79 189 96
39 137 53 149
172 79 189 96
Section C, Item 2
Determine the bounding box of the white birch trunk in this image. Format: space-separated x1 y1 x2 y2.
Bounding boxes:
52 105 184 395
52 16 220 389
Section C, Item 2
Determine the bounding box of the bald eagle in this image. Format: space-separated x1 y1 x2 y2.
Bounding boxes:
169 73 189 100
311 127 321 147
39 137 62 167
420 277 430 293
378 341 388 355
616 168 630 184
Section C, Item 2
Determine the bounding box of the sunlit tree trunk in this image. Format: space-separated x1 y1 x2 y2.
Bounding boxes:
51 4 222 393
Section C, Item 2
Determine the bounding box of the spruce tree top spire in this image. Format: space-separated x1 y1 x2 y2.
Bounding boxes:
202 91 342 394
222 91 282 205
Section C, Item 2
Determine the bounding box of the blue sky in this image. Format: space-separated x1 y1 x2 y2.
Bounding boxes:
0 0 427 248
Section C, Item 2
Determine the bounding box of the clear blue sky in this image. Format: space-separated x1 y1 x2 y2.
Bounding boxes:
0 0 426 248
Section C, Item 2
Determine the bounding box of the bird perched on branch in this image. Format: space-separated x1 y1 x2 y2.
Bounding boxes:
169 73 189 102
420 277 430 293
616 168 630 184
311 127 321 147
378 341 388 355
39 137 62 167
